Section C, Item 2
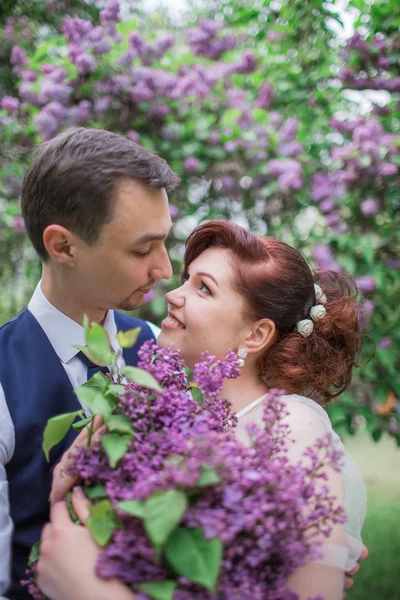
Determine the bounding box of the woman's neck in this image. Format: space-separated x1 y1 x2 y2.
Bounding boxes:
220 368 268 414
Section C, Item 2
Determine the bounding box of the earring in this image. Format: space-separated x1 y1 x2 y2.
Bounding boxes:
237 348 247 367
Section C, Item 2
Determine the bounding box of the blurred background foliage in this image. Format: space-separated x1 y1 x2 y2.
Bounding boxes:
0 2 399 598
0 0 399 448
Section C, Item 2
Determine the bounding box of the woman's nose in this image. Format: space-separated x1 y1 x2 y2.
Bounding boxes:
165 286 185 308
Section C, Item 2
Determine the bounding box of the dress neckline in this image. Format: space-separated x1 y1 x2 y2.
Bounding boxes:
236 392 269 419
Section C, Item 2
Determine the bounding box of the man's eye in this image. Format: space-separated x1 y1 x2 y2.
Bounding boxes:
135 250 151 257
199 281 211 294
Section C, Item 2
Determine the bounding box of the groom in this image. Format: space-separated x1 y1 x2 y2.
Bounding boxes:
0 127 180 599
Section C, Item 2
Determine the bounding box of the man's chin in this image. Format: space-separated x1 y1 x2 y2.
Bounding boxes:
118 299 143 312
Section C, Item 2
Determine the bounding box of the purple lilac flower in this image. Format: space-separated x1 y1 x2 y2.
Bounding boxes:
279 117 299 143
100 0 121 25
378 162 398 177
13 216 26 235
75 53 96 75
1 96 19 116
10 45 27 66
255 82 273 109
356 276 376 293
40 80 73 103
169 204 179 219
127 130 140 143
359 299 374 329
279 141 303 157
320 199 335 214
313 245 342 272
183 157 200 173
34 110 60 139
360 198 379 216
379 337 392 350
311 173 336 203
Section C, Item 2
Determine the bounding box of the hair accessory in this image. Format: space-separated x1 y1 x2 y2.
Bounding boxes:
314 284 327 305
295 319 314 338
310 304 326 321
295 285 327 336
237 348 247 367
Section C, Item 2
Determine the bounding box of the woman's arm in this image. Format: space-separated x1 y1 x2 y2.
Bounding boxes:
282 399 347 600
37 489 135 600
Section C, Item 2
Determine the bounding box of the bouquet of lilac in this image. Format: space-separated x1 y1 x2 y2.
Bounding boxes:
25 322 345 600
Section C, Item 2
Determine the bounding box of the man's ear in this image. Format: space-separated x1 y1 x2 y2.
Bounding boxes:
43 224 77 265
244 319 276 355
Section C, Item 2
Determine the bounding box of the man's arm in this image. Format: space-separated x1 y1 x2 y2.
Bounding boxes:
0 382 15 595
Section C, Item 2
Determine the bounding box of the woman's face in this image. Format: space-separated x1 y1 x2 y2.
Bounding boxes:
158 247 250 368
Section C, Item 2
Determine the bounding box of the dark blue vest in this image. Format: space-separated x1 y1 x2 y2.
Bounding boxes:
0 308 155 599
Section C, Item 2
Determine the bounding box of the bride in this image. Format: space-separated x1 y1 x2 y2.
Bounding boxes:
37 220 367 600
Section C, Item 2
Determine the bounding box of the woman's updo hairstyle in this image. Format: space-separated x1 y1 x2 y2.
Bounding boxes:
183 220 363 403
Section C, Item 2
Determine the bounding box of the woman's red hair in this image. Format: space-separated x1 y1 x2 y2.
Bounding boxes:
184 220 363 402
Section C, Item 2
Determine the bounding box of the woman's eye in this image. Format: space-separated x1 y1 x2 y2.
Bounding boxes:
199 281 211 295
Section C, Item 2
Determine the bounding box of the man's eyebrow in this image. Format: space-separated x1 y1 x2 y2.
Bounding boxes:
134 225 173 245
197 271 219 287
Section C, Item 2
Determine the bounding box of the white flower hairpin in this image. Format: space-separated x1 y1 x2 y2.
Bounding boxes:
295 284 328 337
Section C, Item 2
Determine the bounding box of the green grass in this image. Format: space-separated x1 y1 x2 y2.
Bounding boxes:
344 431 400 600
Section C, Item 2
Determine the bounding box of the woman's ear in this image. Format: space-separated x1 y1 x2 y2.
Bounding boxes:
43 224 77 265
244 319 276 355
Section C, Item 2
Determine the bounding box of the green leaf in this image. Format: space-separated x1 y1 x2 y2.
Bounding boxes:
165 527 222 592
74 385 114 419
117 499 145 518
138 581 177 600
28 541 40 566
106 384 126 398
84 371 110 393
72 416 93 432
101 432 133 468
144 490 188 549
105 414 134 435
88 500 122 547
121 366 162 392
42 409 84 461
86 485 108 501
117 327 141 348
76 317 116 366
73 343 115 368
190 385 204 405
197 464 220 487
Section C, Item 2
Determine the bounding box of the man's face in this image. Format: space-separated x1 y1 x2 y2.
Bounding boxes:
72 178 173 313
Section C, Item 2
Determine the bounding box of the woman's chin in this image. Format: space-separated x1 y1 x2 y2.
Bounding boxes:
157 330 177 349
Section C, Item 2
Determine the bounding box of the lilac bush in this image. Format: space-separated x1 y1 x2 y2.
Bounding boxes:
0 0 398 440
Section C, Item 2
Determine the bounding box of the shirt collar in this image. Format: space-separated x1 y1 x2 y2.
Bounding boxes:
28 282 119 364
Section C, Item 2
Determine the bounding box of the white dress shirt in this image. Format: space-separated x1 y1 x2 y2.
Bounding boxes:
0 283 160 594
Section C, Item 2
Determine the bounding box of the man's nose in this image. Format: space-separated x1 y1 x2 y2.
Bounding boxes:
150 246 173 281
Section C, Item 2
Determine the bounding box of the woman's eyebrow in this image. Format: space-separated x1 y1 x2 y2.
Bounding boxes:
196 271 219 287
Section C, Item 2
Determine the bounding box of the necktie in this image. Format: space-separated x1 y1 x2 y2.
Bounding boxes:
77 351 110 381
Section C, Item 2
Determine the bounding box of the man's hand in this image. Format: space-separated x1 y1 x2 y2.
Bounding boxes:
50 415 104 505
343 544 369 598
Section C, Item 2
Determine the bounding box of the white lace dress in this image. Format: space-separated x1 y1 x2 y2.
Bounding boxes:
236 393 367 573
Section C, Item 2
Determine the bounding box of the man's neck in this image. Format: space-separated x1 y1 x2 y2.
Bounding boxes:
41 265 108 325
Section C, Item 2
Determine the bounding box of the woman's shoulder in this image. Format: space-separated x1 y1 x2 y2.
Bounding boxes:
280 393 333 441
